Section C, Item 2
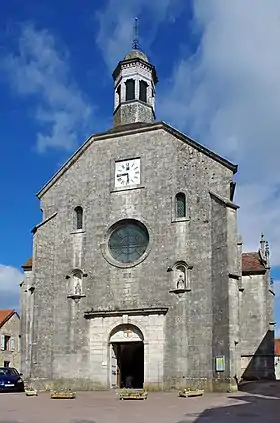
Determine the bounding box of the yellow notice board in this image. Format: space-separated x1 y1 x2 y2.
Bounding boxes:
215 355 225 372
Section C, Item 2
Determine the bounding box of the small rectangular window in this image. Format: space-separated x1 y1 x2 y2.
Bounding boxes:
3 361 10 368
4 335 11 351
176 193 186 218
75 206 83 230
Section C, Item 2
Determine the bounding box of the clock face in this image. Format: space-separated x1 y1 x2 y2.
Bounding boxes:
115 158 141 188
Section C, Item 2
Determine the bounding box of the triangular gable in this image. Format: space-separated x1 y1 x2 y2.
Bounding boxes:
37 121 237 199
0 310 19 329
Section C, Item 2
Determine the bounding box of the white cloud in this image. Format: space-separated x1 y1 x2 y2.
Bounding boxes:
95 0 184 70
3 24 93 152
0 265 23 310
158 1 280 264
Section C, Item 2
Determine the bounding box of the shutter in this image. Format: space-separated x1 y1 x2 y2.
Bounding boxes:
10 336 15 351
0 335 5 351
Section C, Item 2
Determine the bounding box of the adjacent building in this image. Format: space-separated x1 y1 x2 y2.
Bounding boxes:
0 310 21 369
20 42 275 392
240 239 275 380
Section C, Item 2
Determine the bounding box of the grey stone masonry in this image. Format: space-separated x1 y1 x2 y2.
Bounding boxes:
21 120 242 392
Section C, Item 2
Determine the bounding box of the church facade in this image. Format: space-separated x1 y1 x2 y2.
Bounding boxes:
20 45 275 392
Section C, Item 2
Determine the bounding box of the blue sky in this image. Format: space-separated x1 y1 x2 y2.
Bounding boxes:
0 0 280 333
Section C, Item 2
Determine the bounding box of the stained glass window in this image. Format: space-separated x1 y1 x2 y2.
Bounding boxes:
75 206 83 230
109 220 149 263
176 193 186 218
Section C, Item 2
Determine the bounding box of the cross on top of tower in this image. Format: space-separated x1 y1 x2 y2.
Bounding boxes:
132 17 139 50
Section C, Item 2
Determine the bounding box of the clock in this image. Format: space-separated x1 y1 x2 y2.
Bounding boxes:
115 158 141 188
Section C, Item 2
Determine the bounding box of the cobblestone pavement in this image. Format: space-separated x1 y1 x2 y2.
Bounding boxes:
0 390 280 423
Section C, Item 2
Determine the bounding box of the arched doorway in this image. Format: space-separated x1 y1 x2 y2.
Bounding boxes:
109 324 144 389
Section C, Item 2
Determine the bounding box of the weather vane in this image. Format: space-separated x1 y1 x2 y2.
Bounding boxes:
132 17 139 50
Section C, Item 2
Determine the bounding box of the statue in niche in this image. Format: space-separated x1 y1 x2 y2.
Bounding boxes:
74 280 82 296
177 273 185 290
175 266 186 290
73 272 82 296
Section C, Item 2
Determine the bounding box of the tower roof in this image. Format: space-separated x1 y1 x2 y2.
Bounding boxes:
124 49 149 63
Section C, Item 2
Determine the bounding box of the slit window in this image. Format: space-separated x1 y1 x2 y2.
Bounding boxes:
176 193 186 218
75 206 83 230
117 85 121 104
125 79 135 101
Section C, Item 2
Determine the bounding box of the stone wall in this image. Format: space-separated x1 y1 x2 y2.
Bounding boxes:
20 267 34 377
24 124 237 391
210 195 232 390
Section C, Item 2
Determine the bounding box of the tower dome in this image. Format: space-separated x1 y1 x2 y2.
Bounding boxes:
124 49 149 63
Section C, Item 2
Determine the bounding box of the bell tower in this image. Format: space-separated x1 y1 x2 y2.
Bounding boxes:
112 18 158 127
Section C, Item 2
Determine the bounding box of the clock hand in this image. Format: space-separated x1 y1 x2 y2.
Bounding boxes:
117 173 128 177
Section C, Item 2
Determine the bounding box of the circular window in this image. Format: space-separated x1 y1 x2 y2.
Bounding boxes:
108 220 149 264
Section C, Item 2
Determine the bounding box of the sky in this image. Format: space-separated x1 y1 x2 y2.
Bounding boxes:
0 0 280 333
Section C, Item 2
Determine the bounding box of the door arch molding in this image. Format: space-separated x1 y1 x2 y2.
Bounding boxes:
107 320 147 344
109 323 144 343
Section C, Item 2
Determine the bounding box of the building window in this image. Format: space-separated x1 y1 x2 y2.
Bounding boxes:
4 335 10 351
108 219 149 264
125 79 135 101
139 80 148 102
3 361 10 367
175 193 186 218
74 206 83 230
0 335 12 351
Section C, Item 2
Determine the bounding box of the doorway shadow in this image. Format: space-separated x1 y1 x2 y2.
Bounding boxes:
241 330 275 381
238 379 280 398
118 341 144 389
176 395 280 423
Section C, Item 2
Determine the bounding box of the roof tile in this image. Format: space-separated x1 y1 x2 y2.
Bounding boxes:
0 310 15 328
242 252 266 274
22 257 32 269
